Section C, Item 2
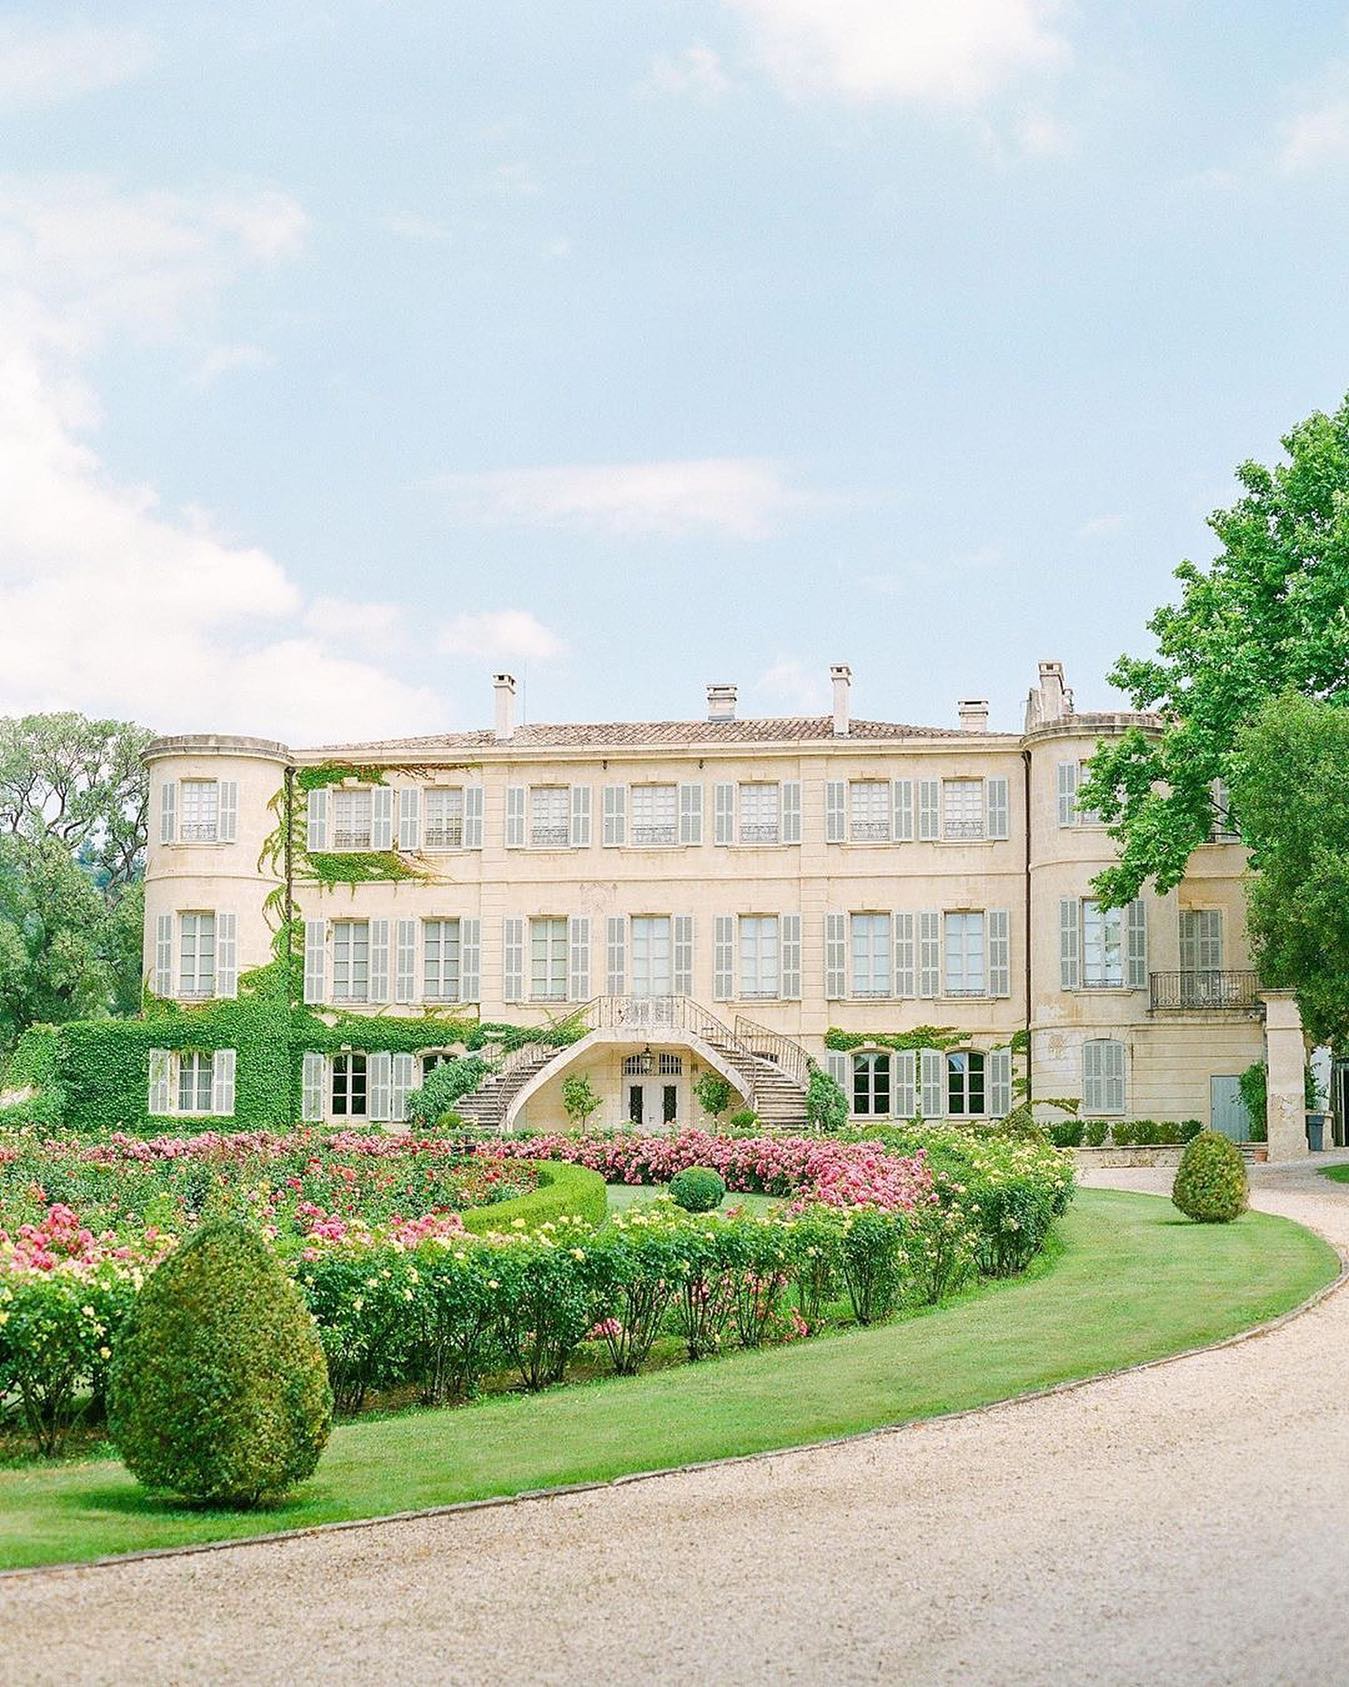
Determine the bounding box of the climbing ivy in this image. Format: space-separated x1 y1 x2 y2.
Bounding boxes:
825 1025 967 1053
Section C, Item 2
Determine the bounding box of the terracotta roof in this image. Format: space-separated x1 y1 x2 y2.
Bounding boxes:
305 715 979 757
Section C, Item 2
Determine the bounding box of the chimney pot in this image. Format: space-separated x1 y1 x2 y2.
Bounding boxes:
830 663 852 737
958 697 990 732
707 683 737 723
493 673 517 742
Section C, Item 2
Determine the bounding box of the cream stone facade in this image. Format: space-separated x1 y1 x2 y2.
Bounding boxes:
141 661 1278 1141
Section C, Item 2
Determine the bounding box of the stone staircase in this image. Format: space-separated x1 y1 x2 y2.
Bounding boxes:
452 1043 564 1131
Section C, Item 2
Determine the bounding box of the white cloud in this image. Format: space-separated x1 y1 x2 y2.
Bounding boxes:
304 597 407 645
0 178 443 745
644 46 732 99
382 213 452 245
1078 513 1124 539
0 21 155 111
724 0 1068 106
1277 94 1349 173
437 611 566 664
430 458 823 539
191 342 275 389
752 659 830 714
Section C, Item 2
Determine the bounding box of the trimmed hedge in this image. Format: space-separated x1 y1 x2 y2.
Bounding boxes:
459 1162 608 1234
1048 1118 1204 1149
1172 1131 1249 1224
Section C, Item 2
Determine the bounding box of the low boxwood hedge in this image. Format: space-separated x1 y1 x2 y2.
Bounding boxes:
459 1161 608 1234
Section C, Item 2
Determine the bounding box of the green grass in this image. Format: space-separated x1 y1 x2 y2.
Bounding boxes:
604 1182 781 1215
1322 1166 1349 1185
0 1190 1335 1573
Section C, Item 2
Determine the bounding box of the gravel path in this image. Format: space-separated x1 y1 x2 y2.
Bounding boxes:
5 1160 1349 1686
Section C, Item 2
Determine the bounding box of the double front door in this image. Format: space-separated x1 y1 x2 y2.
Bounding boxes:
628 1078 679 1128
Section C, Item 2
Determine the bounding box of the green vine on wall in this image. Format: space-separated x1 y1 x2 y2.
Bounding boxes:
825 1025 967 1053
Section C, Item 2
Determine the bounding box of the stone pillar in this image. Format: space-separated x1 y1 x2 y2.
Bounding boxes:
1261 990 1308 1162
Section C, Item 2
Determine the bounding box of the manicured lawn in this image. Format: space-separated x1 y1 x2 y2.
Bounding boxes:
1322 1166 1349 1185
0 1190 1334 1573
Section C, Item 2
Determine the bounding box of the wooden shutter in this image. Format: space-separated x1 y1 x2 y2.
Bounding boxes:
159 780 177 844
894 912 916 998
215 911 238 999
825 780 846 843
368 1052 392 1122
988 909 1011 998
301 1052 326 1122
503 917 524 1002
460 919 481 1001
1082 1039 1120 1114
825 913 847 1000
605 915 627 995
679 783 704 845
714 916 735 1001
367 920 390 1003
920 1049 944 1118
918 911 940 999
303 919 326 1004
211 1048 236 1117
568 916 591 1001
306 787 328 852
602 785 626 847
218 781 239 843
395 918 417 1004
1059 898 1081 990
1126 899 1148 989
398 787 421 850
570 785 592 848
153 912 173 996
391 1053 417 1123
781 913 801 1000
1057 761 1078 827
988 1047 1012 1117
714 782 735 844
986 777 1009 840
371 786 393 849
892 780 914 842
826 1050 851 1100
148 1048 171 1116
1105 1038 1126 1112
781 781 802 844
463 785 484 849
894 1050 917 1119
506 786 526 848
918 780 940 841
673 915 693 997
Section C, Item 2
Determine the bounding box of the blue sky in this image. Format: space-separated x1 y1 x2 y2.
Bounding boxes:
4 2 1349 742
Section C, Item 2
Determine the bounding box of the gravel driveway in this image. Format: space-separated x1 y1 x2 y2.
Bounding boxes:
5 1160 1349 1686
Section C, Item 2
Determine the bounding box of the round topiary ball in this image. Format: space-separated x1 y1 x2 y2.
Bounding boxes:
109 1220 332 1507
1172 1131 1248 1224
669 1166 727 1213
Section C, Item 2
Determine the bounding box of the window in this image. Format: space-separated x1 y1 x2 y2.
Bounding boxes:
1083 1039 1126 1115
849 781 890 842
1082 900 1124 987
942 780 984 840
177 1050 214 1114
946 1051 986 1116
943 912 985 997
531 916 568 1000
333 788 373 850
179 780 219 842
1180 908 1223 972
738 783 780 845
631 784 677 847
630 916 672 998
178 912 216 998
851 913 892 997
853 1052 891 1117
739 915 780 999
331 1053 368 1118
658 1052 683 1076
332 920 370 1002
421 1051 454 1079
1057 761 1102 828
423 787 464 848
423 919 460 1001
530 786 570 848
1211 779 1239 842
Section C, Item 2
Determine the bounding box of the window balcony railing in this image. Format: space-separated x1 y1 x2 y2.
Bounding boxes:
849 821 891 843
423 824 463 849
332 829 372 850
944 986 987 998
632 823 677 846
180 822 219 842
1150 970 1260 1011
739 988 780 1001
530 824 571 848
851 987 892 999
943 820 986 841
738 822 780 845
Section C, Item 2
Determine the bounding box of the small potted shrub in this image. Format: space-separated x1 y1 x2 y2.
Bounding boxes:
561 1073 602 1135
669 1167 727 1212
1172 1130 1248 1224
694 1072 734 1132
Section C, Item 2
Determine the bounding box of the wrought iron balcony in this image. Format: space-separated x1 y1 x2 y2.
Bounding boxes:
529 824 571 848
943 819 986 841
332 829 372 850
1150 970 1260 1011
850 820 891 843
632 823 677 846
423 823 463 849
180 822 219 842
738 821 781 844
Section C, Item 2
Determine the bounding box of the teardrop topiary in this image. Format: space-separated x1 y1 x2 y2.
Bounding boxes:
1171 1131 1248 1224
109 1220 332 1507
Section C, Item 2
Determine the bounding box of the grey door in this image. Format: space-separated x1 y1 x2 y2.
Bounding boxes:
1210 1075 1252 1142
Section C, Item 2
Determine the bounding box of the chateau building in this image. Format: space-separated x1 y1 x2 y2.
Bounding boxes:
140 660 1271 1139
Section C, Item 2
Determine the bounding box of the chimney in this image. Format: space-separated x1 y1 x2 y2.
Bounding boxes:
958 697 989 732
830 664 852 737
707 683 737 722
1037 660 1068 721
493 673 517 742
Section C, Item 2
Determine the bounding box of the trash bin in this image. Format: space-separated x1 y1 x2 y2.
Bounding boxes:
1307 1112 1327 1151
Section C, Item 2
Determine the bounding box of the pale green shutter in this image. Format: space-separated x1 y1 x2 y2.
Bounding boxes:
159 780 177 844
825 781 846 843
570 785 592 847
892 780 914 842
368 920 390 1003
602 785 626 846
503 918 524 1002
505 787 526 848
301 1052 326 1122
148 1048 172 1116
569 916 591 1001
463 785 484 849
1057 762 1077 827
918 911 940 999
215 911 238 999
679 783 704 845
918 780 940 840
986 776 1009 840
714 916 735 1001
391 1054 417 1122
395 919 417 1003
306 787 327 851
920 1049 944 1117
988 909 1011 998
460 919 481 1001
894 912 915 998
368 1052 392 1122
371 786 394 849
303 919 326 1004
781 913 801 1000
893 1050 917 1119
398 787 421 850
714 783 736 844
673 916 694 997
988 1047 1012 1117
1127 900 1148 990
211 1048 236 1117
1060 899 1080 990
605 916 627 994
154 913 173 996
781 781 801 844
218 781 239 843
824 914 847 999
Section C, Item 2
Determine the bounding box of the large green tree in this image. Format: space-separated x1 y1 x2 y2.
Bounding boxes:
0 713 152 1051
1081 395 1349 905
